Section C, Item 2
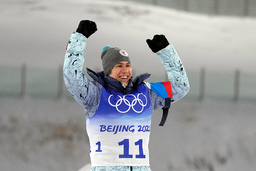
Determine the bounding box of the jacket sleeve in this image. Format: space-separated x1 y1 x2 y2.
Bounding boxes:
156 44 190 103
63 32 101 117
148 44 190 111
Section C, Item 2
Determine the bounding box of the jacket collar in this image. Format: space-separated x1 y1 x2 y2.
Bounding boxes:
86 68 150 94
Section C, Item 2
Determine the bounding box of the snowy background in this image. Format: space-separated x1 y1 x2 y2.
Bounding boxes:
0 0 256 171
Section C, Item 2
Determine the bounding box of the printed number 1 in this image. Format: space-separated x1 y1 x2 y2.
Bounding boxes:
96 141 102 152
118 139 145 158
135 139 146 158
118 139 133 158
90 141 102 153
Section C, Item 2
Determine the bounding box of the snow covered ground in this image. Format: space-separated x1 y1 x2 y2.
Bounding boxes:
1 0 256 171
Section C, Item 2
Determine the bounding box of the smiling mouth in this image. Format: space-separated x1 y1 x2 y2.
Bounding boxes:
120 76 128 79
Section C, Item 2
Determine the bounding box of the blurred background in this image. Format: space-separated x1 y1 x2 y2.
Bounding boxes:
1 0 256 171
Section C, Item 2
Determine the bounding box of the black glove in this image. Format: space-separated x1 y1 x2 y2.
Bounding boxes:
76 20 97 38
146 34 169 53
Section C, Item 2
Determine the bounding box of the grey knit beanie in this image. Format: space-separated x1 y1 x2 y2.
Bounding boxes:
101 46 131 76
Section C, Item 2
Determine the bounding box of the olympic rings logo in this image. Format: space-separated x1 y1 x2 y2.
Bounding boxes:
108 93 147 113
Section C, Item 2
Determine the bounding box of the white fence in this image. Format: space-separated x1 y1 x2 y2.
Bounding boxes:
1 65 256 103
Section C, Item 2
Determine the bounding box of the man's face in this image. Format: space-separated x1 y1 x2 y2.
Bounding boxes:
109 61 132 87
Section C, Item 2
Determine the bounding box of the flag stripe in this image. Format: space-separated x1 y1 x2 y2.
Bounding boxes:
161 81 173 98
150 81 173 98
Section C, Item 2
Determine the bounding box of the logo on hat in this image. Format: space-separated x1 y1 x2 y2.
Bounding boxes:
119 50 129 57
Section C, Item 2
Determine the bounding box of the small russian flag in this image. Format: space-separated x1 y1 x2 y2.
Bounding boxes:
150 81 172 98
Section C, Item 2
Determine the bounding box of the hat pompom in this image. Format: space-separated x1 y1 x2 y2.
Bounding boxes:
102 45 111 52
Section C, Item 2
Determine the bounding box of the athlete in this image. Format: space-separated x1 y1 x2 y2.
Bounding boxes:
63 20 190 171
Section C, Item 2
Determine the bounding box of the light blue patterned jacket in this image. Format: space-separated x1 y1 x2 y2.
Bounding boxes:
63 32 189 119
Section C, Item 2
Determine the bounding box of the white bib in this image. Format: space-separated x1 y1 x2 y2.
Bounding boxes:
86 85 152 167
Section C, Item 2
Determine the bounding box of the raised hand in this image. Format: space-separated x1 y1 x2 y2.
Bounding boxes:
146 34 169 53
76 20 97 38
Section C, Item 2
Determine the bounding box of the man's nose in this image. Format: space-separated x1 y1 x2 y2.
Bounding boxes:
121 66 128 72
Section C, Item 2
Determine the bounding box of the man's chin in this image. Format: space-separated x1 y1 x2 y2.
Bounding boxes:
119 79 129 86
